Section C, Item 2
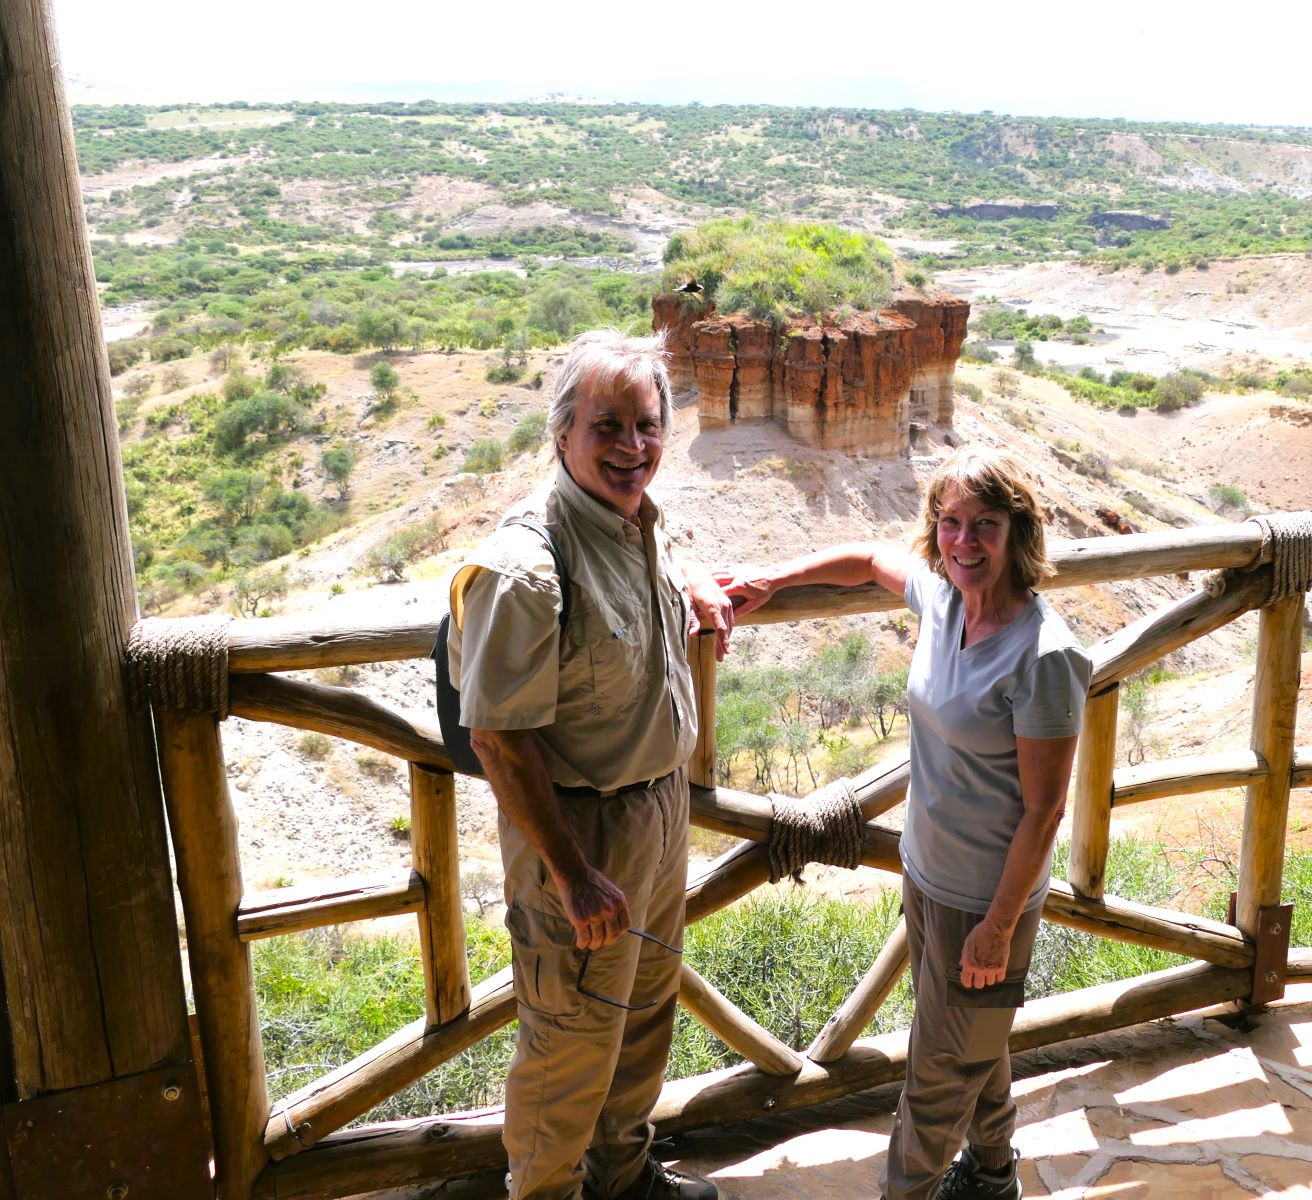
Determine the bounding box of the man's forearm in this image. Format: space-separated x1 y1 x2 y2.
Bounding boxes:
471 727 588 883
470 727 630 949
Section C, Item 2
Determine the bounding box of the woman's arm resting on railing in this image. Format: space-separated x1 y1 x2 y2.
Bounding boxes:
681 560 735 662
470 727 630 951
714 542 913 618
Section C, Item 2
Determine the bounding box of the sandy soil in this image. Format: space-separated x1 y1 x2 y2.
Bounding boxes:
81 151 258 200
937 256 1312 376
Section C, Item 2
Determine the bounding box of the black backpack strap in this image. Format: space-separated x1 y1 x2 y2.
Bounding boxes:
502 515 571 628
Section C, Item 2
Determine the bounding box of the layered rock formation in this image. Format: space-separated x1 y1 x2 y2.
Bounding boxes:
1088 210 1170 231
652 291 969 455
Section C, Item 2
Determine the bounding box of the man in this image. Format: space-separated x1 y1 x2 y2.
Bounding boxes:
447 329 732 1200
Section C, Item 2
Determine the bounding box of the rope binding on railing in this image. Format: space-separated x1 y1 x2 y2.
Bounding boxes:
125 615 233 717
1205 512 1312 606
1247 513 1312 602
767 777 864 884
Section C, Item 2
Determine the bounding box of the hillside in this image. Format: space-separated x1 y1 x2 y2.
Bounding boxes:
141 339 1311 900
82 98 1312 908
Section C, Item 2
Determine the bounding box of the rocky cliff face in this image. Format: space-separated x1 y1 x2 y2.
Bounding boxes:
652 290 969 454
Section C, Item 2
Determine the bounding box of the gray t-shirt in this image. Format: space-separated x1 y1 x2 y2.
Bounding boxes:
901 563 1092 914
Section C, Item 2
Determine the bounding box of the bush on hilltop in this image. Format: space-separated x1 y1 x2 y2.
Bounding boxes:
662 216 896 324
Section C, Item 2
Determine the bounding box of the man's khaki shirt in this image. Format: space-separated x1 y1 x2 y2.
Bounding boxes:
447 464 697 791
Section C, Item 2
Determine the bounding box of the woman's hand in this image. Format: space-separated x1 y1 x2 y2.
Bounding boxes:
959 919 1012 989
712 566 776 618
683 567 734 661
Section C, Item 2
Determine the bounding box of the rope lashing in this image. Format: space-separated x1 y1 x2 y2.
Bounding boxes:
125 615 233 716
767 777 864 885
1247 512 1312 601
1205 512 1312 605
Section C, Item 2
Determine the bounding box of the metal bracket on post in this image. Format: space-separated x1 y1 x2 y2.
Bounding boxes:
1228 892 1294 1007
2 1063 210 1199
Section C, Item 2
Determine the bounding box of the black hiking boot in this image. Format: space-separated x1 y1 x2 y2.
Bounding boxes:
936 1146 1021 1200
604 1153 718 1200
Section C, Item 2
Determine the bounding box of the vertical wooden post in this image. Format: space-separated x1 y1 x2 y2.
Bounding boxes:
0 0 209 1194
688 633 718 790
1235 596 1304 939
410 766 472 1027
159 712 270 1200
1069 682 1120 900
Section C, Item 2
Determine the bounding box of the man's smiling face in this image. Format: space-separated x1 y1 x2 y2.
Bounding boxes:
557 373 664 522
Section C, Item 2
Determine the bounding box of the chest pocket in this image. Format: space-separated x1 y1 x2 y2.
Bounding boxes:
564 584 651 709
663 566 690 642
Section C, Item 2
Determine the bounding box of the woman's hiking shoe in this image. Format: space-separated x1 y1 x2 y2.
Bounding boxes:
936 1146 1021 1200
607 1153 719 1200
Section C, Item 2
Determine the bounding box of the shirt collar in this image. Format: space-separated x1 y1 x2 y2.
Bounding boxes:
553 462 660 538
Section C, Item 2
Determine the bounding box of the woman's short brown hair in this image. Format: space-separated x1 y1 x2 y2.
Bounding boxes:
911 446 1053 589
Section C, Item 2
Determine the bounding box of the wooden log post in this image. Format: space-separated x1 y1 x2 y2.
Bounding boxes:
808 918 910 1063
1069 682 1120 899
0 2 209 1195
677 964 802 1077
159 713 271 1199
687 632 718 789
410 766 472 1027
1235 595 1305 940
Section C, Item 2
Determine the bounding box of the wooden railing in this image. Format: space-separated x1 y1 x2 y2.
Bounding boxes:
152 519 1311 1200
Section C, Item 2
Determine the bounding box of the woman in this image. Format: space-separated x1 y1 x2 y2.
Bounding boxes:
720 446 1091 1200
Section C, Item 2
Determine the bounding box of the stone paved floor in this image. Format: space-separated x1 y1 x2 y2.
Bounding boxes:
669 983 1312 1199
371 983 1312 1199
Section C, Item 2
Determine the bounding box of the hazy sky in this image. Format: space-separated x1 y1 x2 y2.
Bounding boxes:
52 0 1312 127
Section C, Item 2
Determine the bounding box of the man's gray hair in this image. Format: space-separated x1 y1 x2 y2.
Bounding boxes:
547 329 674 457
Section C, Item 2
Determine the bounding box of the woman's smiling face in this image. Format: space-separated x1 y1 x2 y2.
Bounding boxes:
557 373 664 522
935 485 1016 599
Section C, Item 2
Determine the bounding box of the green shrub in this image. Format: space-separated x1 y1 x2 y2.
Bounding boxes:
365 511 448 582
1153 372 1205 412
320 445 355 500
462 439 504 474
298 733 333 760
1208 483 1251 514
370 361 400 397
253 922 515 1116
960 341 997 364
508 412 547 455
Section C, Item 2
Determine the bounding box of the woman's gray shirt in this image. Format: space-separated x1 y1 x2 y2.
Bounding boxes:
901 563 1092 915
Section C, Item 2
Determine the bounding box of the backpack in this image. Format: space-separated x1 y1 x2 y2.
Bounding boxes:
430 517 571 777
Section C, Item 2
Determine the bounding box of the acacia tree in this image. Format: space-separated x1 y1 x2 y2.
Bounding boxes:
320 445 355 500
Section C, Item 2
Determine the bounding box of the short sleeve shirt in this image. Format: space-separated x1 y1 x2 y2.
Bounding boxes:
901 562 1092 913
446 465 697 791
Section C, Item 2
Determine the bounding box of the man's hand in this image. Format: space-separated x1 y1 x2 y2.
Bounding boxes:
712 566 775 619
684 566 734 661
959 919 1012 989
553 863 631 950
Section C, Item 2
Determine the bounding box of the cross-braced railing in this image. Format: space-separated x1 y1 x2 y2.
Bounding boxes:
136 518 1311 1200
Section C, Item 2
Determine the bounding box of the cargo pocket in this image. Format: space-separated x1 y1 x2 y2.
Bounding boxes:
505 901 583 1021
944 968 1026 1064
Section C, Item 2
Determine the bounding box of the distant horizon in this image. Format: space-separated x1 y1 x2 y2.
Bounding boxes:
61 77 1312 133
52 0 1312 130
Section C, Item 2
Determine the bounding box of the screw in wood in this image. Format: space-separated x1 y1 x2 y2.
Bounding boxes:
161 1084 182 1101
1266 971 1279 983
107 1185 129 1200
